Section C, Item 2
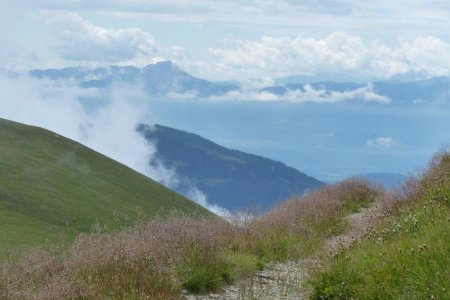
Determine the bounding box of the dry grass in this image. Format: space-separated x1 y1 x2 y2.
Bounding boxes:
309 149 450 299
237 179 380 261
0 179 380 299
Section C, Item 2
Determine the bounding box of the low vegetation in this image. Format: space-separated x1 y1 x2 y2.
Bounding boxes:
4 118 446 299
0 179 379 299
309 150 450 299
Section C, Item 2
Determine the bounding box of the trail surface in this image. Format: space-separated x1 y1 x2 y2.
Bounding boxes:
182 202 383 300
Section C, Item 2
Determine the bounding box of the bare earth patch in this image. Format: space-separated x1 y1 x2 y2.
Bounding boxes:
326 202 383 256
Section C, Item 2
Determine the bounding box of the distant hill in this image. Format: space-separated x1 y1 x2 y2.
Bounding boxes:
29 61 450 105
0 118 210 250
139 124 325 211
29 61 238 97
352 172 406 189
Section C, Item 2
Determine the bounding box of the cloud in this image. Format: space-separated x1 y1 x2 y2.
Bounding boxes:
44 12 156 63
32 1 450 24
206 33 450 83
30 1 450 52
184 187 231 217
399 35 450 76
203 84 390 104
366 137 396 148
0 75 159 177
0 74 227 215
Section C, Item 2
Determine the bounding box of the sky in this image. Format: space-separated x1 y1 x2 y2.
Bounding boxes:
3 0 450 85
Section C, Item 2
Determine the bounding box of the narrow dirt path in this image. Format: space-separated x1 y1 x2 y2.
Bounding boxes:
182 201 383 300
326 202 383 256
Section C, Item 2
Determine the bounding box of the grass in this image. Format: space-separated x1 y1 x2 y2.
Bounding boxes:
0 178 379 299
0 118 210 252
309 151 450 299
7 117 431 299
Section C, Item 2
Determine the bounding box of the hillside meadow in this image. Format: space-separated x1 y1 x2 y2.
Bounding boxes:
0 178 380 299
1 118 448 299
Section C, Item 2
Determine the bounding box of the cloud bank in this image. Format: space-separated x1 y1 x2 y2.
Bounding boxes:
207 33 450 83
44 12 156 63
169 83 390 104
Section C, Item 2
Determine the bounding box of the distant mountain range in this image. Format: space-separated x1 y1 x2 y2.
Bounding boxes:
138 124 325 211
29 61 238 97
29 61 450 104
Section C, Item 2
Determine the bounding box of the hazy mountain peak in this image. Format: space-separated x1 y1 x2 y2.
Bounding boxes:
143 60 179 75
28 60 239 97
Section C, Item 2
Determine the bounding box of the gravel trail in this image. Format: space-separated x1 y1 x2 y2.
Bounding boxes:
182 201 383 300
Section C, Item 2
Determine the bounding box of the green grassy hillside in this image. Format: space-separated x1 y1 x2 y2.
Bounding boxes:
310 151 450 299
0 118 210 251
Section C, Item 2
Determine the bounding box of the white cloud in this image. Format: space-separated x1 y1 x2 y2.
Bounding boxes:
184 187 231 217
366 137 396 148
398 36 450 76
28 1 450 51
205 33 450 83
0 75 157 175
204 84 390 104
44 12 156 63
